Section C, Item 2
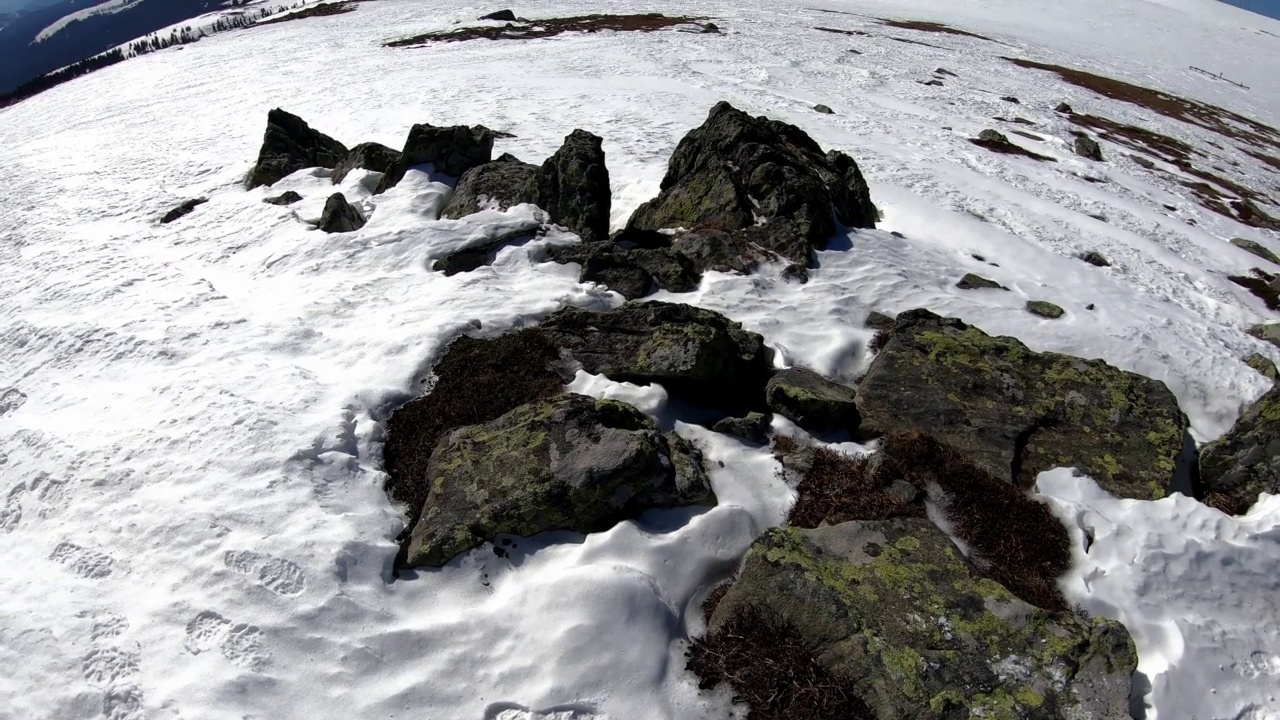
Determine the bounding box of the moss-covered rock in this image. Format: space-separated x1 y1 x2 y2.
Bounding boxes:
957 273 1009 291
1245 353 1279 381
1199 384 1280 514
440 152 539 219
712 411 772 444
1231 238 1280 267
536 129 612 243
1026 300 1065 319
626 102 877 265
856 309 1188 499
540 301 774 411
404 394 712 566
546 241 700 299
765 368 860 433
706 519 1137 720
1249 323 1280 350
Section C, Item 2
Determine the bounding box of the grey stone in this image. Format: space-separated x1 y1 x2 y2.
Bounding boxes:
264 191 303 206
813 103 835 114
712 412 772 444
376 123 495 192
1200 384 1280 514
246 108 348 189
1231 238 1280 266
765 368 860 433
332 142 402 184
160 198 207 224
441 153 539 219
536 129 612 243
1027 300 1066 319
1074 134 1104 161
317 193 365 233
956 272 1008 291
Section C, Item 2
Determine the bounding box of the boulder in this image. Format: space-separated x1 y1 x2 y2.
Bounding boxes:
1074 134 1104 161
1231 237 1280 266
440 153 539 219
404 394 713 566
376 122 495 192
712 412 771 444
704 519 1138 720
1250 323 1280 350
1056 102 1074 114
332 142 402 184
317 193 365 233
479 9 516 21
1001 95 1021 103
856 309 1188 498
1199 384 1280 514
813 104 835 114
626 102 877 265
264 191 303 206
765 368 860 433
864 310 895 331
1245 353 1278 381
670 228 763 275
540 301 774 411
956 272 1008 290
1078 250 1111 267
160 198 208 224
978 128 1010 145
431 223 541 275
246 108 348 189
546 242 700 299
536 129 612 243
1027 300 1065 319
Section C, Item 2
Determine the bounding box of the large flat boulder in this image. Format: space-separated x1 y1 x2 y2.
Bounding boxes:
1199 384 1280 514
765 367 859 433
700 519 1137 720
404 394 711 566
246 108 349 189
625 101 877 264
857 309 1188 499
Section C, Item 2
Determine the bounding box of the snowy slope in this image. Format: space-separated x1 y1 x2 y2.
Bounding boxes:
33 0 142 42
1 0 1279 719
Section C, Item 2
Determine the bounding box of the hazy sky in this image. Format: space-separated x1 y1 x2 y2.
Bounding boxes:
1220 0 1280 18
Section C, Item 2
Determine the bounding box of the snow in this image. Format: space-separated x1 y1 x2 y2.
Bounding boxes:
0 0 1278 718
33 0 145 43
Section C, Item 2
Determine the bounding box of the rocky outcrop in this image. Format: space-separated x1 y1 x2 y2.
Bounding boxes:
545 242 699 299
1249 323 1280 349
403 394 712 566
702 519 1138 720
626 102 877 266
440 153 539 219
160 198 208 224
264 191 303 206
1074 134 1104 161
317 193 365 233
765 368 859 434
1199 384 1280 514
1078 250 1111 267
246 108 348 189
376 122 495 192
537 129 611 242
332 142 402 183
857 309 1188 499
1246 353 1279 381
1232 237 1280 266
1027 300 1065 318
813 104 835 114
540 301 774 410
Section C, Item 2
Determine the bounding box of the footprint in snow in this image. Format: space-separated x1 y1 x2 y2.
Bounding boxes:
485 703 607 720
184 610 271 671
223 549 307 596
0 387 27 416
81 646 141 684
50 541 116 579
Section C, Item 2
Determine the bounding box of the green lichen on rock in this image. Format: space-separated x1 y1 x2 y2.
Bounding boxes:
765 367 860 433
1245 353 1279 381
706 519 1137 720
1026 301 1066 319
856 309 1188 499
1249 323 1280 350
1199 384 1280 514
404 394 713 566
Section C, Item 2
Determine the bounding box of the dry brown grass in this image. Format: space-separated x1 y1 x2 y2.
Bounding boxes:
686 605 874 720
786 447 926 527
878 18 997 42
387 13 707 46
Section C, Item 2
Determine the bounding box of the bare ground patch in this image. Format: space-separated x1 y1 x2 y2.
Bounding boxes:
387 13 709 47
256 1 358 26
878 18 998 43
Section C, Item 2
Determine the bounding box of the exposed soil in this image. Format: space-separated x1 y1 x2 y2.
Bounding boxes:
387 13 709 46
256 1 358 26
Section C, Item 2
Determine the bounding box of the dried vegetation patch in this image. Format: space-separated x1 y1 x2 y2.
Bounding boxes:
387 13 708 46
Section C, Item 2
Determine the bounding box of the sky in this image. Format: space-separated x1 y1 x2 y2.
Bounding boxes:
1220 0 1280 19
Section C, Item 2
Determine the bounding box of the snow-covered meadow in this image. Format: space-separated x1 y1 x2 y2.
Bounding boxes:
1 0 1279 718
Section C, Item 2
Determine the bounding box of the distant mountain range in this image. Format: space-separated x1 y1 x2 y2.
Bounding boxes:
0 0 230 94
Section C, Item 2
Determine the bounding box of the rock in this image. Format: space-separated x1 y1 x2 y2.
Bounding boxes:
1078 250 1111 267
332 142 402 184
670 228 762 275
857 309 1189 498
626 102 877 265
440 153 539 219
765 368 860 433
540 301 774 411
1027 300 1065 319
1132 155 1156 169
1056 102 1074 114
431 223 541 275
920 79 943 86
536 129 612 243
264 191 303 206
1199 384 1280 514
864 311 895 331
705 519 1138 720
712 412 771 444
403 394 713 566
546 242 700 299
701 22 719 33
780 262 810 283
1001 95 1021 103
479 9 516 21
1231 237 1280 266
1074 134 1104 161
956 272 1008 290
1245 353 1278 381
160 198 208 224
376 123 495 192
1250 324 1280 349
978 128 1009 144
813 103 835 114
246 108 349 189
935 67 957 76
316 193 365 233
